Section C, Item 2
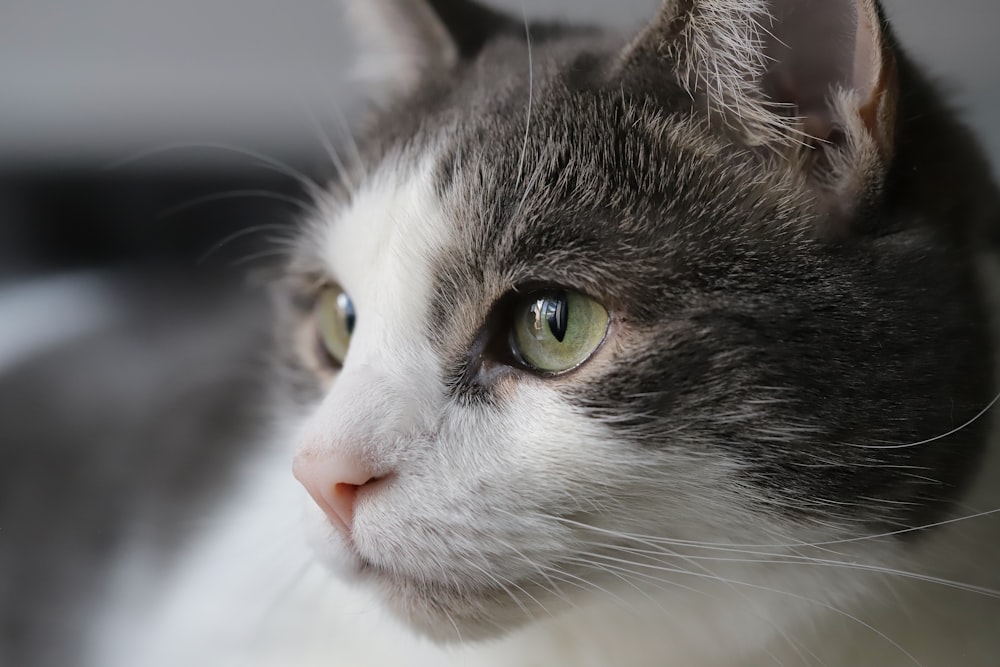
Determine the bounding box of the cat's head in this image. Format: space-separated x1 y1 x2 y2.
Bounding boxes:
278 0 996 642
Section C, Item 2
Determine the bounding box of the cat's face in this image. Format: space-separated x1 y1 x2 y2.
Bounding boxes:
278 0 993 640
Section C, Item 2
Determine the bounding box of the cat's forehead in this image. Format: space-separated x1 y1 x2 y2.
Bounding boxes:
301 33 812 358
313 75 802 324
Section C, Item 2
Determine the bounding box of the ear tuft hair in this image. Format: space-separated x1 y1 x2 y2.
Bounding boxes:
619 1 797 146
619 0 898 217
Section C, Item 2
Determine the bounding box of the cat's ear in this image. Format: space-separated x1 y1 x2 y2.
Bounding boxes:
341 0 513 95
619 0 897 214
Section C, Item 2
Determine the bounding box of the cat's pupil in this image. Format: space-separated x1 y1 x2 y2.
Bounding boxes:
338 292 356 335
545 293 568 343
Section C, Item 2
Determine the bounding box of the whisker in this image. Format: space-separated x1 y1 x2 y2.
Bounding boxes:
329 103 367 181
572 551 925 667
460 556 537 621
534 563 638 615
228 247 296 269
157 190 320 222
594 541 1000 600
566 513 997 593
490 538 577 610
577 540 824 667
299 99 358 195
198 224 298 266
847 390 1000 449
536 506 1000 551
515 2 534 189
563 552 701 605
105 141 328 202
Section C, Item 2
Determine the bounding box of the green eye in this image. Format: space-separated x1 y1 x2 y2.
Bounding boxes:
316 285 355 365
511 290 610 374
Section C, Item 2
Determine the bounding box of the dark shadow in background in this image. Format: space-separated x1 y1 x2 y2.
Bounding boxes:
0 159 324 666
0 165 314 277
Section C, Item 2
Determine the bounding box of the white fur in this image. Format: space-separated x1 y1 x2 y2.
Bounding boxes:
87 152 1000 667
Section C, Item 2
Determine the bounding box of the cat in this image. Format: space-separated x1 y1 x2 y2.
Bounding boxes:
85 0 1000 665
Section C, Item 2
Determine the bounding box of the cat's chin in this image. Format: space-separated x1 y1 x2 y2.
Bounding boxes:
312 548 556 643
304 514 563 642
350 557 542 644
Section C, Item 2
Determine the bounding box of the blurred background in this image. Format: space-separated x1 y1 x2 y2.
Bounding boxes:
1 1 998 666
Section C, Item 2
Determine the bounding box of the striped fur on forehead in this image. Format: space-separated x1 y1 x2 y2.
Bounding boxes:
422 89 814 348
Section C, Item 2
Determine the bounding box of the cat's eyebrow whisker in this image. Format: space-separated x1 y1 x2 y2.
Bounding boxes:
228 247 297 269
156 190 322 222
197 223 300 266
514 1 534 190
507 134 549 227
298 98 359 196
328 103 367 180
104 141 329 202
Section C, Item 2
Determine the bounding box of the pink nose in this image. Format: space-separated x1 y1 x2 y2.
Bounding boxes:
292 450 377 537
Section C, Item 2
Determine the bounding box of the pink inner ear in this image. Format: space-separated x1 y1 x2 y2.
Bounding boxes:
761 0 882 142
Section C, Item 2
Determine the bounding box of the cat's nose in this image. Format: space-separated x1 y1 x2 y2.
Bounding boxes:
292 450 377 537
